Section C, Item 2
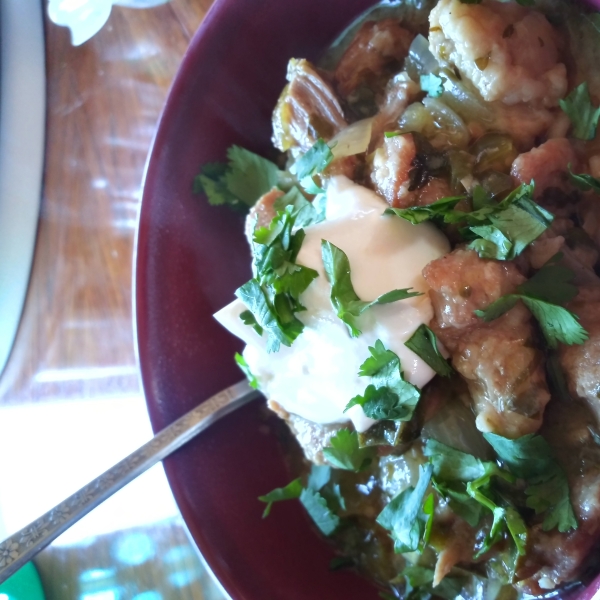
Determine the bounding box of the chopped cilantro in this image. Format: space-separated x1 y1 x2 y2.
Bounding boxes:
345 340 421 421
474 263 587 348
376 464 433 553
307 464 331 491
321 241 422 336
384 196 464 225
424 439 527 556
322 429 377 472
258 478 302 517
194 146 280 209
560 82 600 140
259 467 343 536
290 139 334 194
404 324 453 377
484 432 578 532
273 186 324 227
420 73 444 98
546 351 572 402
568 166 600 193
234 352 259 389
236 278 304 353
239 310 263 336
402 566 467 600
518 262 579 305
237 207 319 352
387 183 552 260
299 487 340 535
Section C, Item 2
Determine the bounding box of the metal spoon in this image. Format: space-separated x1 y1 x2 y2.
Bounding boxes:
0 379 259 584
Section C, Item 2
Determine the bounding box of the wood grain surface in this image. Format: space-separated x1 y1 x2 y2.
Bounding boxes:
0 2 227 598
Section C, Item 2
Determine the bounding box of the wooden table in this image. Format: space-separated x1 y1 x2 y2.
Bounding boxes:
0 2 223 598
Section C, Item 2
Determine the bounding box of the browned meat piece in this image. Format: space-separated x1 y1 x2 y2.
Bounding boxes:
423 249 551 438
370 133 452 208
333 20 414 100
244 187 283 241
272 59 346 152
511 138 577 197
559 286 600 424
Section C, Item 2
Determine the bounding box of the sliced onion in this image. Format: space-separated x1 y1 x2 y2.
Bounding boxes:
439 69 493 125
423 97 470 148
405 34 440 80
329 117 374 158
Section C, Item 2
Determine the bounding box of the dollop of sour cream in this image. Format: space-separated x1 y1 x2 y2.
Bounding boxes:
214 176 450 432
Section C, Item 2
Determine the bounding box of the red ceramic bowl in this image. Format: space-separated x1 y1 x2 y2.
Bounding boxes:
135 1 600 598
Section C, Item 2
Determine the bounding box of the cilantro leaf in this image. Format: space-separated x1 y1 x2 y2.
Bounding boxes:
238 207 319 351
402 566 467 600
384 196 463 225
290 139 334 194
520 297 588 348
321 240 422 336
517 263 579 305
239 309 263 336
376 464 433 553
560 82 600 140
299 487 340 535
484 432 578 533
307 464 331 492
568 166 600 193
225 146 281 204
236 279 304 353
424 439 525 554
322 429 377 472
465 184 553 260
345 340 421 421
404 324 453 377
420 73 444 98
194 146 280 209
424 439 493 481
258 478 302 517
234 352 259 389
474 263 587 348
468 226 512 260
273 186 324 227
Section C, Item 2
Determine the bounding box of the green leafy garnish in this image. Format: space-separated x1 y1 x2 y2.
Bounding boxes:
384 196 463 225
386 183 553 260
237 206 319 352
404 324 453 377
321 240 422 336
420 73 444 98
474 262 587 348
234 352 259 389
401 566 467 600
307 464 331 492
258 478 302 517
299 487 340 535
345 340 421 421
194 146 280 209
559 82 600 140
568 165 600 193
322 429 377 472
424 439 527 556
259 466 343 535
376 464 434 553
290 139 334 194
484 433 577 532
273 186 324 227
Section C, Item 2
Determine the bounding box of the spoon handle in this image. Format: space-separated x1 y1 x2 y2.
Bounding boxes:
0 380 258 583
